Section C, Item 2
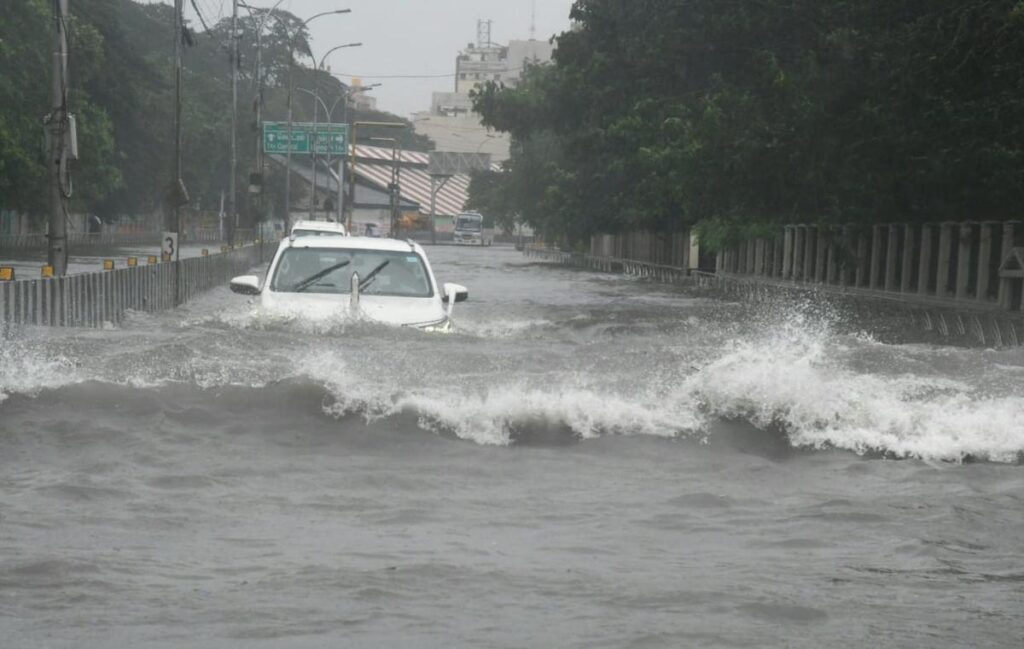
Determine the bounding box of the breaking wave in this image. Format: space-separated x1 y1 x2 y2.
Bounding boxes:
3 308 1023 463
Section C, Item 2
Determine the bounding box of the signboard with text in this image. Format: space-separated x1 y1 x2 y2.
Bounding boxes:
263 122 349 155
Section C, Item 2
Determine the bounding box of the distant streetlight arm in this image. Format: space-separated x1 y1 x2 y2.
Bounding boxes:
318 42 362 70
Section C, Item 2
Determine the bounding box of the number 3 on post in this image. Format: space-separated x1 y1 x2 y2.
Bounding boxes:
161 232 178 262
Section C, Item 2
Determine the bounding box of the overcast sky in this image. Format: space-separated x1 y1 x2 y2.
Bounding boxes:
160 0 576 117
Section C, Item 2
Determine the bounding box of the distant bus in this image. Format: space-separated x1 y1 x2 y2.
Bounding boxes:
453 212 492 246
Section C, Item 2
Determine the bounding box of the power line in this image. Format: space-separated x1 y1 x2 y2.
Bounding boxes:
326 66 527 81
330 72 457 79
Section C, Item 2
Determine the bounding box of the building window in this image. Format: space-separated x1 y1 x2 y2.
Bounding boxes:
460 73 467 80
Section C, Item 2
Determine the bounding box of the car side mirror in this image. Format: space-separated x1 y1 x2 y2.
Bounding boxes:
442 282 468 317
442 282 469 304
229 275 261 296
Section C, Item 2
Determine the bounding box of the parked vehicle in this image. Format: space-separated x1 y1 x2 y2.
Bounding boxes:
229 236 468 331
453 212 492 246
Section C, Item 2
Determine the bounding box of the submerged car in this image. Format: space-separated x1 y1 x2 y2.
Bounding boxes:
229 236 468 330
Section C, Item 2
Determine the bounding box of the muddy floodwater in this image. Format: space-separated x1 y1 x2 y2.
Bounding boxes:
1 246 1022 647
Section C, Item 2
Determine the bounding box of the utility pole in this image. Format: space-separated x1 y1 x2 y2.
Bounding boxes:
284 50 295 235
48 0 71 276
228 0 239 245
168 0 186 305
254 20 265 251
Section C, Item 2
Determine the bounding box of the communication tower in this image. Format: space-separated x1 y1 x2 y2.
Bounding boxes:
477 19 493 47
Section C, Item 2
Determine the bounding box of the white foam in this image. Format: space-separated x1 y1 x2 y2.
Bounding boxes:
0 340 83 405
455 318 555 339
398 384 702 446
685 317 1024 463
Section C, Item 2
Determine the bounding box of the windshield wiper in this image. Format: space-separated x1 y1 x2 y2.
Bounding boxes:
358 260 390 291
291 260 350 293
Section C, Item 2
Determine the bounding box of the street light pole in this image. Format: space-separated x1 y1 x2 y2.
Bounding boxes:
238 0 288 245
296 87 347 224
284 9 350 234
311 42 360 221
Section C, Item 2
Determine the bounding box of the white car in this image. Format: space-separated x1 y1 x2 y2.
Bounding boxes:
289 219 347 238
229 236 468 330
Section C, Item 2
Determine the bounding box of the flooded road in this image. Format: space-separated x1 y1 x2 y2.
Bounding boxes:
1 246 1022 647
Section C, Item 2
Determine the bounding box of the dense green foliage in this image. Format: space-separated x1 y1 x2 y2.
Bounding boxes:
471 0 1024 245
0 0 429 226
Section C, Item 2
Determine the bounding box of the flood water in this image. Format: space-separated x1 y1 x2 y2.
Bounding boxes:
1 246 1022 647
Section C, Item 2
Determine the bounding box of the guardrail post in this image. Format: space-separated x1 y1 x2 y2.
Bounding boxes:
782 226 794 279
793 226 806 280
918 224 934 295
955 223 974 301
998 222 1019 308
901 225 915 293
754 239 765 276
838 226 853 286
936 222 954 298
885 224 900 292
803 226 816 282
826 229 838 285
976 222 996 302
814 228 827 283
869 225 884 289
853 230 868 287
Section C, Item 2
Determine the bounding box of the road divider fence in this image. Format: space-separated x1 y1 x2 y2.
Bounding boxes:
0 229 259 251
1 241 277 329
525 220 1024 346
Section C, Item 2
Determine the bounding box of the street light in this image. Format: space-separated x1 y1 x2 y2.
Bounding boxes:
297 86 347 224
236 0 290 248
341 82 382 124
310 42 361 220
369 136 400 237
283 9 351 234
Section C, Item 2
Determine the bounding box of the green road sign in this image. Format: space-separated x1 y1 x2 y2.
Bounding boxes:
263 122 349 155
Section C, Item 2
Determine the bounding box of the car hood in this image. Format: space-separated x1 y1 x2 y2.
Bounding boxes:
260 290 446 327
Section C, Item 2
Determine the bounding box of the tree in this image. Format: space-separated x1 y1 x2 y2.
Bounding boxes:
471 0 1024 247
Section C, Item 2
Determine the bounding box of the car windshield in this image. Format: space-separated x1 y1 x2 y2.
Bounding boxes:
270 247 433 297
455 217 482 232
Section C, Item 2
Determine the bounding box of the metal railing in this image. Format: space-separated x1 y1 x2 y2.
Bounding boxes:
1 240 277 328
0 229 258 250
